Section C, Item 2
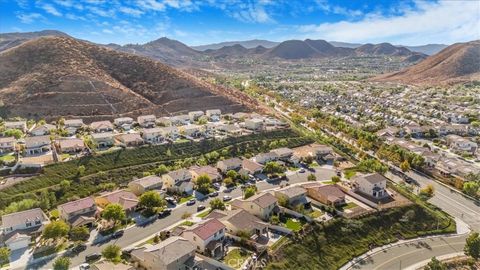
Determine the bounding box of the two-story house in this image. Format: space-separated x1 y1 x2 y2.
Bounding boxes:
137 115 156 128
206 109 221 122
181 218 226 258
352 173 388 199
30 124 56 136
95 190 139 212
231 192 278 221
91 132 115 148
114 117 134 131
216 158 242 173
162 169 193 194
57 197 97 227
90 121 114 133
274 186 309 209
64 119 84 135
128 175 163 196
188 111 204 122
0 137 16 153
56 138 85 153
4 121 27 132
1 208 49 251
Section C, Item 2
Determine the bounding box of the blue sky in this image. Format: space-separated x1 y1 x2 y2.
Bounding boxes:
1 0 479 46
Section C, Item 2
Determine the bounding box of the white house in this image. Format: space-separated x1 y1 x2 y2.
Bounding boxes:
181 218 226 258
244 118 264 131
1 208 49 234
353 173 388 199
137 115 156 128
90 121 114 133
5 121 27 132
206 109 221 122
188 111 204 122
114 117 134 130
30 124 56 136
0 137 16 153
24 135 51 155
230 192 278 221
162 169 193 194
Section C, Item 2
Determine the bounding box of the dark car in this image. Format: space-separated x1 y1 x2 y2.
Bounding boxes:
165 197 177 205
197 205 206 212
158 209 172 218
186 199 196 206
85 253 101 261
72 244 87 253
209 191 219 197
111 230 124 239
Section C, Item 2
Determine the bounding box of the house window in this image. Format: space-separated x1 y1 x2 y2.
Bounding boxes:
26 222 32 227
35 220 41 225
193 236 196 241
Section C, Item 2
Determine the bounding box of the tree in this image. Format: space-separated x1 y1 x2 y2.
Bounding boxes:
154 164 168 175
43 220 70 240
424 257 446 270
209 198 226 210
53 257 70 270
139 191 166 210
195 174 212 195
463 181 479 197
77 165 86 176
223 177 233 187
69 226 90 241
464 232 480 260
59 180 71 191
101 204 126 225
419 184 435 198
264 161 285 174
308 174 317 181
4 129 23 139
270 215 280 225
331 176 340 183
0 247 10 266
102 244 122 263
226 170 238 180
400 160 411 172
244 186 256 199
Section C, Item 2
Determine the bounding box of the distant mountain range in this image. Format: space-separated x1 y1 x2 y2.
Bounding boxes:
328 41 448 55
0 36 255 120
192 39 279 51
374 40 480 85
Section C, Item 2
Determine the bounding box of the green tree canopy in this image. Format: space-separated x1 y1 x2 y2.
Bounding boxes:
464 232 480 260
102 244 122 263
43 220 70 240
139 191 166 209
101 204 126 224
195 174 212 195
53 257 71 270
209 198 226 210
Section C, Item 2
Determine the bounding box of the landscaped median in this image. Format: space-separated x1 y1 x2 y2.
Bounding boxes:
266 203 456 270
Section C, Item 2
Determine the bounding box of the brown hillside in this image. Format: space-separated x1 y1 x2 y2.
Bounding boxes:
0 36 255 120
373 40 480 85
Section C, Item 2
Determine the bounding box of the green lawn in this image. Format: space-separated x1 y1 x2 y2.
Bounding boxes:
60 153 71 161
321 181 335 185
179 195 194 204
308 210 323 219
180 220 195 227
344 170 357 179
284 218 303 231
224 249 252 269
0 153 15 163
196 209 211 218
339 202 358 211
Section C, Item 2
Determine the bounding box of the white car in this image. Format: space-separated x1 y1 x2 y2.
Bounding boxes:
79 263 90 270
223 195 232 202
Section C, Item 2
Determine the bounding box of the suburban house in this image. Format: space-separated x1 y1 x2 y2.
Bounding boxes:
95 190 139 212
188 111 204 122
252 152 278 164
274 186 309 208
91 261 135 270
179 124 202 138
231 192 278 221
90 121 114 133
206 109 221 121
64 119 84 135
189 165 222 182
292 144 334 163
240 159 264 176
1 208 49 235
4 233 32 251
162 169 193 194
376 127 399 138
404 125 425 137
5 121 27 132
181 218 226 258
91 132 115 148
142 127 164 143
30 124 56 136
116 133 144 147
303 184 346 207
159 126 178 140
446 135 478 153
137 115 156 128
114 117 134 130
216 157 243 173
24 135 51 155
56 138 85 153
244 118 264 131
0 137 16 153
131 236 196 270
352 173 388 199
170 115 190 126
156 117 172 127
270 147 294 162
57 197 97 227
216 124 243 136
207 209 269 237
128 175 163 196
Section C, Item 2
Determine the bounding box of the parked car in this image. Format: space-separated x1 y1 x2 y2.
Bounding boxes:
186 199 196 206
224 186 235 193
85 253 101 262
209 191 219 197
112 230 124 239
165 197 177 205
158 208 172 218
72 243 87 253
79 263 90 270
197 205 206 212
213 183 221 190
299 169 306 173
223 195 232 202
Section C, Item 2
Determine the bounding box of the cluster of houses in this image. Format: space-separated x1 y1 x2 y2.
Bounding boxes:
0 110 289 166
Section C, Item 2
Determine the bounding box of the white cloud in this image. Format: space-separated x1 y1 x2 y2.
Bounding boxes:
17 13 45 24
297 0 480 45
102 29 114 34
219 1 275 23
66 13 86 21
314 0 363 17
87 6 115 17
119 6 144 17
40 3 62 16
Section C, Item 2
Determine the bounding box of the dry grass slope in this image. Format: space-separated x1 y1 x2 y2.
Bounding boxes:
0 36 255 120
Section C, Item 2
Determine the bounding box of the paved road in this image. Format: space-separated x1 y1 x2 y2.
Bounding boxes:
350 235 468 270
24 169 331 270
